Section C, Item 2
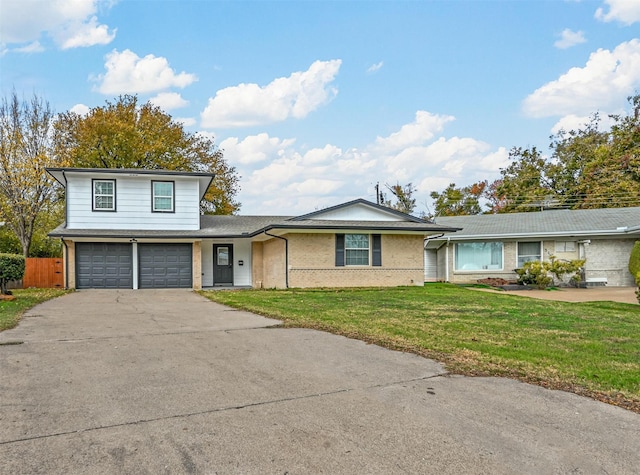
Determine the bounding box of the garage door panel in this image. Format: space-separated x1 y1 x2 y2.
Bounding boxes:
76 243 132 289
138 244 192 289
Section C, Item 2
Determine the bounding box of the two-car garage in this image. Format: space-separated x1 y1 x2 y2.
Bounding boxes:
75 242 193 289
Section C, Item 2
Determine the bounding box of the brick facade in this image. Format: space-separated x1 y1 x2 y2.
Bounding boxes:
252 233 425 288
437 238 636 287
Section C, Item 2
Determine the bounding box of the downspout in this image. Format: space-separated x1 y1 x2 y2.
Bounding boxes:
61 238 68 289
61 171 69 290
445 237 450 282
264 231 289 288
61 170 68 226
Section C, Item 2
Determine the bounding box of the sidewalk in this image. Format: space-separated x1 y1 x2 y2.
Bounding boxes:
472 286 638 304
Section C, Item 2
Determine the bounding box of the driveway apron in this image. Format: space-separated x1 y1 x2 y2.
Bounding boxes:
1 290 638 474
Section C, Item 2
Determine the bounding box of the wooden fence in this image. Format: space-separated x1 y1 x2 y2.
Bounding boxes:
22 258 64 289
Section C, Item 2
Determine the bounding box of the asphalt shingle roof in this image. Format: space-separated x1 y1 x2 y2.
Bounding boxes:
433 207 640 238
49 215 458 238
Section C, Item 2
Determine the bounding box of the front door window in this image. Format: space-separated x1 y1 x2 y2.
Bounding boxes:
217 247 229 266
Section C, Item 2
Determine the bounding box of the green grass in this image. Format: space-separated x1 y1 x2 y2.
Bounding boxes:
200 283 640 412
0 288 69 331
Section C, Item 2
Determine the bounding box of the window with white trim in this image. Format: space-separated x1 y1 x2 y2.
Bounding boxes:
92 179 116 211
335 234 381 267
345 234 369 266
517 241 542 267
454 242 503 271
152 181 174 212
555 241 576 252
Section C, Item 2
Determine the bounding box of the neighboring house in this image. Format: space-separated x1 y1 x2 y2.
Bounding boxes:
424 207 640 287
47 168 457 290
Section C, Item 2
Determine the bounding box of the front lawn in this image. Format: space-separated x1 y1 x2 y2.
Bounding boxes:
0 289 69 331
201 283 640 412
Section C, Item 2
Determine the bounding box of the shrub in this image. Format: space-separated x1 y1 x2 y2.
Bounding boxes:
515 261 553 289
0 253 26 295
516 257 586 290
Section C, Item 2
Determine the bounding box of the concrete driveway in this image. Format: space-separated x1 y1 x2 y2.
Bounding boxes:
1 291 638 474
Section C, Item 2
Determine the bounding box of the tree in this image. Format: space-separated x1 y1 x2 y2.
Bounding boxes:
53 95 240 214
489 146 554 213
380 182 417 215
0 253 25 295
0 91 59 256
429 181 487 217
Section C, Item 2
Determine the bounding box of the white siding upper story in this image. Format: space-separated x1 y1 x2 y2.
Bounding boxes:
65 173 201 230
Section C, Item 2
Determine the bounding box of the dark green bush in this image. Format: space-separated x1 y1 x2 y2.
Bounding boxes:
0 253 26 294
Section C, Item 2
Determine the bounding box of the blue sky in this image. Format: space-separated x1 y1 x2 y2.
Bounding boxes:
2 0 639 215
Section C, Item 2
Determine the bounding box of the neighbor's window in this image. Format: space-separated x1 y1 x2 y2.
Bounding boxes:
517 241 542 267
152 181 174 212
92 179 116 211
454 242 503 271
555 241 576 253
345 234 369 265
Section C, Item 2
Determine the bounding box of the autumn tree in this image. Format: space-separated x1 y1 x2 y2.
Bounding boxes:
54 95 240 214
490 146 555 212
380 182 417 214
0 91 60 256
430 181 488 217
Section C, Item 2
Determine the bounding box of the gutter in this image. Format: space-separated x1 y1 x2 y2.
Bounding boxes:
264 230 288 288
62 170 68 228
424 233 445 250
427 229 635 241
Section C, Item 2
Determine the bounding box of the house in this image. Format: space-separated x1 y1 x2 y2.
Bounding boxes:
46 167 457 290
424 207 640 287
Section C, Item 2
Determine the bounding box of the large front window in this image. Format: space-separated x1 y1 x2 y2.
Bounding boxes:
455 242 503 271
152 181 174 212
517 241 542 267
92 179 115 211
345 234 369 266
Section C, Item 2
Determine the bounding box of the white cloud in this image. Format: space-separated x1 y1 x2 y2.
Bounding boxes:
70 103 90 116
550 113 617 134
523 39 640 119
200 60 342 129
595 0 640 25
94 49 198 95
221 110 508 215
554 29 586 49
367 61 384 73
59 16 116 49
176 117 196 127
149 92 189 111
14 41 44 54
0 0 115 51
220 133 296 165
374 111 455 152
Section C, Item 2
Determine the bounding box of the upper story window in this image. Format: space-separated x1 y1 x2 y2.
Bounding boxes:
92 179 116 211
152 181 174 213
517 241 542 267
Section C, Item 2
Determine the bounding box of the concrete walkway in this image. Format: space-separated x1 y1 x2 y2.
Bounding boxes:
1 290 638 474
472 286 638 304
